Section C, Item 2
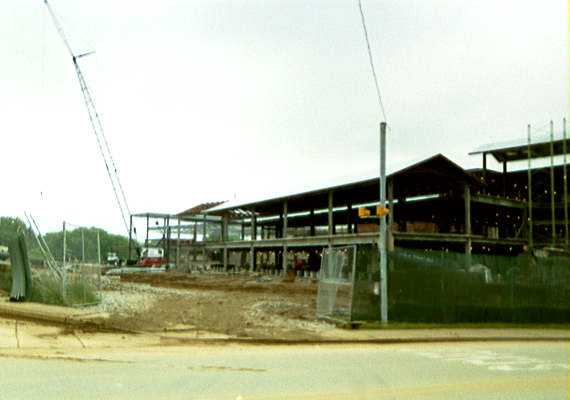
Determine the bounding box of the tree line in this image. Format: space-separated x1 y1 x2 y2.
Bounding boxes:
0 216 132 263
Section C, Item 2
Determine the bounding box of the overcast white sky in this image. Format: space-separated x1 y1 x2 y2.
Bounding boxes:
1 0 567 235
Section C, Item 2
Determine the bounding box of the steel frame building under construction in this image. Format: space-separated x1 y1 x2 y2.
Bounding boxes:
128 127 570 271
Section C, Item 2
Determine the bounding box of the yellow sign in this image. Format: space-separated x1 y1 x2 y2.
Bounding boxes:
376 206 390 217
358 207 371 217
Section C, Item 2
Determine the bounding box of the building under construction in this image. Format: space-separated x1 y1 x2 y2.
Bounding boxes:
128 125 570 272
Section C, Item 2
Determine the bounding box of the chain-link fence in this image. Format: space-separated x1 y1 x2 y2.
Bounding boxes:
316 246 356 321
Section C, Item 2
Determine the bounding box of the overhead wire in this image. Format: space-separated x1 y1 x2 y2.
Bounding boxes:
358 0 387 122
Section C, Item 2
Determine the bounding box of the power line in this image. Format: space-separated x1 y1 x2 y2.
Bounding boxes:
358 0 387 122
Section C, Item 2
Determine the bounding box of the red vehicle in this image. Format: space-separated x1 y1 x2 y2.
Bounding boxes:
138 247 165 267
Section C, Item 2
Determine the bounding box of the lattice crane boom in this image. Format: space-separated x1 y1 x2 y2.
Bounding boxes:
44 0 132 234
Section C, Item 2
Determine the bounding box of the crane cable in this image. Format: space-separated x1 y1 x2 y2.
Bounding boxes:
358 0 388 122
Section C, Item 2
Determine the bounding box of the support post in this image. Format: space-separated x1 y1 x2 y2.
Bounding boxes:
193 221 198 261
550 120 556 245
464 184 472 265
223 247 228 272
97 230 101 265
347 204 353 234
327 191 334 273
251 213 257 240
502 161 507 197
176 217 181 268
202 214 207 267
241 218 245 240
145 214 149 248
482 153 487 193
81 229 85 263
562 118 569 250
165 216 171 266
62 221 66 267
527 124 534 250
222 215 228 271
379 122 388 324
250 210 257 271
310 208 315 236
328 191 334 237
128 214 133 261
282 201 288 273
62 221 66 303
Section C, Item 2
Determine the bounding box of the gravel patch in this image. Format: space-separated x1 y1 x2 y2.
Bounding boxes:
246 300 335 333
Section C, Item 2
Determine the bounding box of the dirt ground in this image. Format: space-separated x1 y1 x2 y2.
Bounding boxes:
102 273 334 340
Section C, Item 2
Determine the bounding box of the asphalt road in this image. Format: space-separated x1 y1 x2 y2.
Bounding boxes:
0 341 567 399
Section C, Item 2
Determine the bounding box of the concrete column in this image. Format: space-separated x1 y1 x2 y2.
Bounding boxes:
193 221 198 261
483 153 487 193
282 201 288 273
346 204 353 234
223 247 228 272
502 161 507 197
250 210 256 271
202 214 207 266
241 218 245 240
176 217 181 268
251 212 257 241
310 208 315 236
328 191 334 236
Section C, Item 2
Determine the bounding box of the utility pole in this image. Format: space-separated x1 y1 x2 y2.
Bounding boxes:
550 120 556 246
562 117 570 250
379 121 388 324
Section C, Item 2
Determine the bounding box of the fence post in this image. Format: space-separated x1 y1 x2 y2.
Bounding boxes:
81 229 85 263
97 230 101 265
62 221 66 304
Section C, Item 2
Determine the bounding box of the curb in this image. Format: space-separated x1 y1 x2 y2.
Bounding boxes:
157 335 570 346
0 303 109 329
0 303 567 346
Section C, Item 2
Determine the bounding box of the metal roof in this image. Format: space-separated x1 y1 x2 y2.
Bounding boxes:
469 131 569 162
205 153 475 215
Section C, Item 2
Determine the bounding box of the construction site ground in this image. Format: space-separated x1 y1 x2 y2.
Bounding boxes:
105 272 332 340
0 272 568 345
